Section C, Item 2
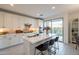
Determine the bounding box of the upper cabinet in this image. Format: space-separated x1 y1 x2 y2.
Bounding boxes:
4 13 14 28
4 13 24 28
0 12 5 28
0 12 26 28
0 11 38 29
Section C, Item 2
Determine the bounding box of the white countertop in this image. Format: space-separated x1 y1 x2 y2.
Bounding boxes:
23 33 56 44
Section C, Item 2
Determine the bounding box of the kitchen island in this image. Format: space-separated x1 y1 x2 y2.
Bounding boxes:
23 33 56 55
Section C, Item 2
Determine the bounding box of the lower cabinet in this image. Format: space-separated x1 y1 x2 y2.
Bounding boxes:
0 36 10 49
0 34 24 49
0 34 24 55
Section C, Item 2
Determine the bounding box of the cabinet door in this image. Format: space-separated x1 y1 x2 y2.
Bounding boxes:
0 36 5 49
0 35 24 55
0 35 23 49
0 12 4 28
4 13 18 28
4 13 12 28
11 36 24 45
6 34 24 46
0 35 11 49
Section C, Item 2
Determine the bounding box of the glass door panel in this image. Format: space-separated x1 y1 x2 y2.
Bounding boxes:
44 18 64 42
52 18 63 42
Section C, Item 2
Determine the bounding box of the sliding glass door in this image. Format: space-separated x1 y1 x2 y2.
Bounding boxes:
44 18 64 42
52 18 63 42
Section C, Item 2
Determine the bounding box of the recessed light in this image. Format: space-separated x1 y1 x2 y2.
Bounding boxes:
52 6 55 9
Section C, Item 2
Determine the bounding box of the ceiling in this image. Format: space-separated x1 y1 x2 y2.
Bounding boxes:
0 4 79 19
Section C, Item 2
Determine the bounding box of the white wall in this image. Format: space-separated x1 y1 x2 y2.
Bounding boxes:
0 11 38 29
46 13 69 44
69 11 79 20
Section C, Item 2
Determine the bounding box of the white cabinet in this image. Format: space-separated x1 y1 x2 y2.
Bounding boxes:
0 12 21 28
0 34 24 49
4 13 17 28
0 11 37 28
6 34 24 47
0 35 10 49
0 12 4 27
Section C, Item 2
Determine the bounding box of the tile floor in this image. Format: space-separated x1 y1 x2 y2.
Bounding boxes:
50 42 79 55
36 42 79 55
0 41 79 55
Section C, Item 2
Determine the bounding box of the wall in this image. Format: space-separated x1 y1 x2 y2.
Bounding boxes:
46 13 69 44
69 11 79 20
0 11 38 29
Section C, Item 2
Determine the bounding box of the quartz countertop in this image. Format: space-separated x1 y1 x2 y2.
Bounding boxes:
23 33 57 44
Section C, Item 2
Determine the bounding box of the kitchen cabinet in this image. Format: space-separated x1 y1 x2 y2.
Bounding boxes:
0 34 24 49
0 11 38 29
0 12 4 28
0 35 10 49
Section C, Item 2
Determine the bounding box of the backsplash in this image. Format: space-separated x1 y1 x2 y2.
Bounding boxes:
0 27 38 35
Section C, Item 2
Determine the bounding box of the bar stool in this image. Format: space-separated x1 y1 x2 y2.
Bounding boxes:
48 39 56 55
34 41 49 55
75 36 79 49
54 37 59 49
